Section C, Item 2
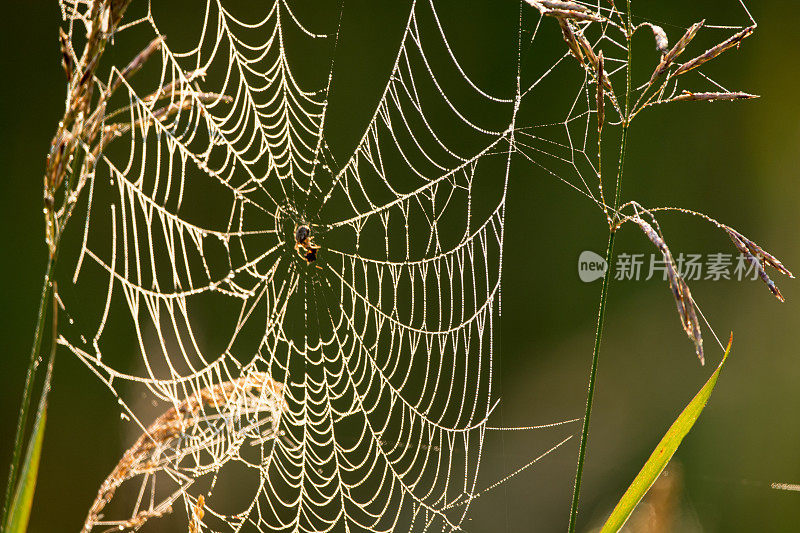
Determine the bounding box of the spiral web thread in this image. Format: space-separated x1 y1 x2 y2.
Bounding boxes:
55 0 754 531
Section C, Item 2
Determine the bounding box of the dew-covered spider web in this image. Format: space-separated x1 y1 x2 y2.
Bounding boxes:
54 0 756 531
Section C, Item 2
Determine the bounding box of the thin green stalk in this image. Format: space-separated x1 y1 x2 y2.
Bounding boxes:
4 284 58 533
568 3 633 531
2 2 133 524
568 229 616 533
2 258 53 522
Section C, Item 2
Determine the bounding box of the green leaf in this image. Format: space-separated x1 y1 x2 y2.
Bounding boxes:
600 334 733 533
4 403 47 533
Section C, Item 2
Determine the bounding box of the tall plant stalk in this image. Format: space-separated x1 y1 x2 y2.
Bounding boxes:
2 260 54 521
567 2 633 531
2 1 133 524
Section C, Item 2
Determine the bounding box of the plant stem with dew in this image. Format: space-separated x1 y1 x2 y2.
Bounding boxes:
2 258 53 522
568 2 633 531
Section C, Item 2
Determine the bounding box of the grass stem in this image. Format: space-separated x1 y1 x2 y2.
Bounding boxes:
2 258 53 522
567 2 633 531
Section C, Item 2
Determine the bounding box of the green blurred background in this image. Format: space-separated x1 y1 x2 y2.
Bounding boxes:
2 1 799 531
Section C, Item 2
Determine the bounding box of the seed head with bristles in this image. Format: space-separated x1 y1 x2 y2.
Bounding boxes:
674 26 755 77
670 91 759 103
723 225 793 302
648 20 705 85
634 216 704 363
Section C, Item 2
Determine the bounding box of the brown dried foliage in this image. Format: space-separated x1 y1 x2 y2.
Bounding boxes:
723 225 794 302
524 0 604 22
44 0 133 257
188 494 205 533
674 26 755 77
670 91 758 103
45 3 231 262
648 20 704 85
80 373 284 533
634 216 705 364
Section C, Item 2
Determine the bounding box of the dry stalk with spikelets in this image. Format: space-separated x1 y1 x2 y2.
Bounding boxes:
189 494 205 533
722 225 794 301
524 0 604 23
673 26 755 77
613 202 794 364
631 214 705 363
519 3 787 531
528 5 785 364
80 373 285 533
669 91 758 103
45 2 232 260
45 0 132 258
647 20 705 85
634 21 757 118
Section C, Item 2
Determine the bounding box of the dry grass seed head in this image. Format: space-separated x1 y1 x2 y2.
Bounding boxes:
539 6 616 106
524 0 603 22
723 225 793 302
674 25 755 77
189 495 205 533
81 373 285 533
558 17 585 65
634 216 704 364
58 27 73 81
670 91 758 103
535 0 588 11
648 20 705 84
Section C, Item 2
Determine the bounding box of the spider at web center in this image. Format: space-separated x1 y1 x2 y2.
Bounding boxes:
294 224 320 264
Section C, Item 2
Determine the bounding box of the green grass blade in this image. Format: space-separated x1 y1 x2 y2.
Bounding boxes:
4 404 47 533
5 291 57 533
3 264 52 522
600 334 733 533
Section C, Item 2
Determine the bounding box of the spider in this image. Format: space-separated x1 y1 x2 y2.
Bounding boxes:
294 224 320 264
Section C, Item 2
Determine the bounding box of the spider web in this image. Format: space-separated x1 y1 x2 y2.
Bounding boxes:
54 0 754 531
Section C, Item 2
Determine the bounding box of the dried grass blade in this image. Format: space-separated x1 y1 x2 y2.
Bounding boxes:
552 10 603 22
573 30 614 96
